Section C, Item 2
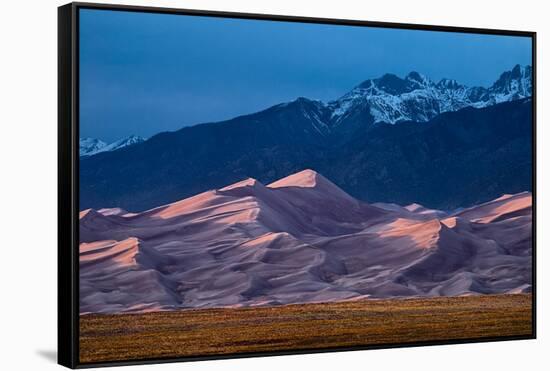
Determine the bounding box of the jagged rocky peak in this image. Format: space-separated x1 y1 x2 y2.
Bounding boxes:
218 65 532 134
405 71 432 88
355 71 432 95
328 64 532 125
490 64 532 96
495 64 531 83
437 78 463 90
375 73 411 95
512 64 532 78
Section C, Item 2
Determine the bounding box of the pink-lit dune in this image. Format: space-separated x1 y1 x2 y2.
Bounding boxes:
80 169 532 314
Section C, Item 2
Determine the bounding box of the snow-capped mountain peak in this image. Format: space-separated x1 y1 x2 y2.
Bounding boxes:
80 135 145 157
79 138 107 156
80 66 531 155
101 135 145 152
489 64 532 103
328 64 532 126
405 71 433 89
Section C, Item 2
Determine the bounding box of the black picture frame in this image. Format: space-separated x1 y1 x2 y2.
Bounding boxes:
58 2 537 368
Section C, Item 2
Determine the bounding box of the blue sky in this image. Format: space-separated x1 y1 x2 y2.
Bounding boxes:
80 9 532 142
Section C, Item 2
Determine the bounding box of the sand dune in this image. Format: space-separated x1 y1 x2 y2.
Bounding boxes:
80 169 532 313
452 192 532 223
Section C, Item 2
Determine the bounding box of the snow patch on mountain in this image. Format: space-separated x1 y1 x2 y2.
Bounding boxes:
79 138 107 156
80 135 145 157
79 65 531 157
328 64 532 126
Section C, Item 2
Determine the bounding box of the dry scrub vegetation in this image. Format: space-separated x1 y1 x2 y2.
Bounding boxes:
80 294 532 363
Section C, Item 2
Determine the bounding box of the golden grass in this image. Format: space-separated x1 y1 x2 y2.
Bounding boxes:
80 294 532 363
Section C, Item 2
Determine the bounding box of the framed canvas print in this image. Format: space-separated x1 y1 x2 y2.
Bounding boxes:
58 2 536 368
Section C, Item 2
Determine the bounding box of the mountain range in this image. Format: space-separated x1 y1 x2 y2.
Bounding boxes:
327 64 531 128
80 135 145 157
80 170 532 314
80 65 532 212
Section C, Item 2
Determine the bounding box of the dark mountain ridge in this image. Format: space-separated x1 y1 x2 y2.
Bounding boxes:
80 95 532 212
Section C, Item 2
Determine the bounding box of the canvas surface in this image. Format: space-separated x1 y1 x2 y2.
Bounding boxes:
77 7 533 364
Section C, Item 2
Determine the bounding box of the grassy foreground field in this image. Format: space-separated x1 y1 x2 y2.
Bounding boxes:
80 294 532 363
